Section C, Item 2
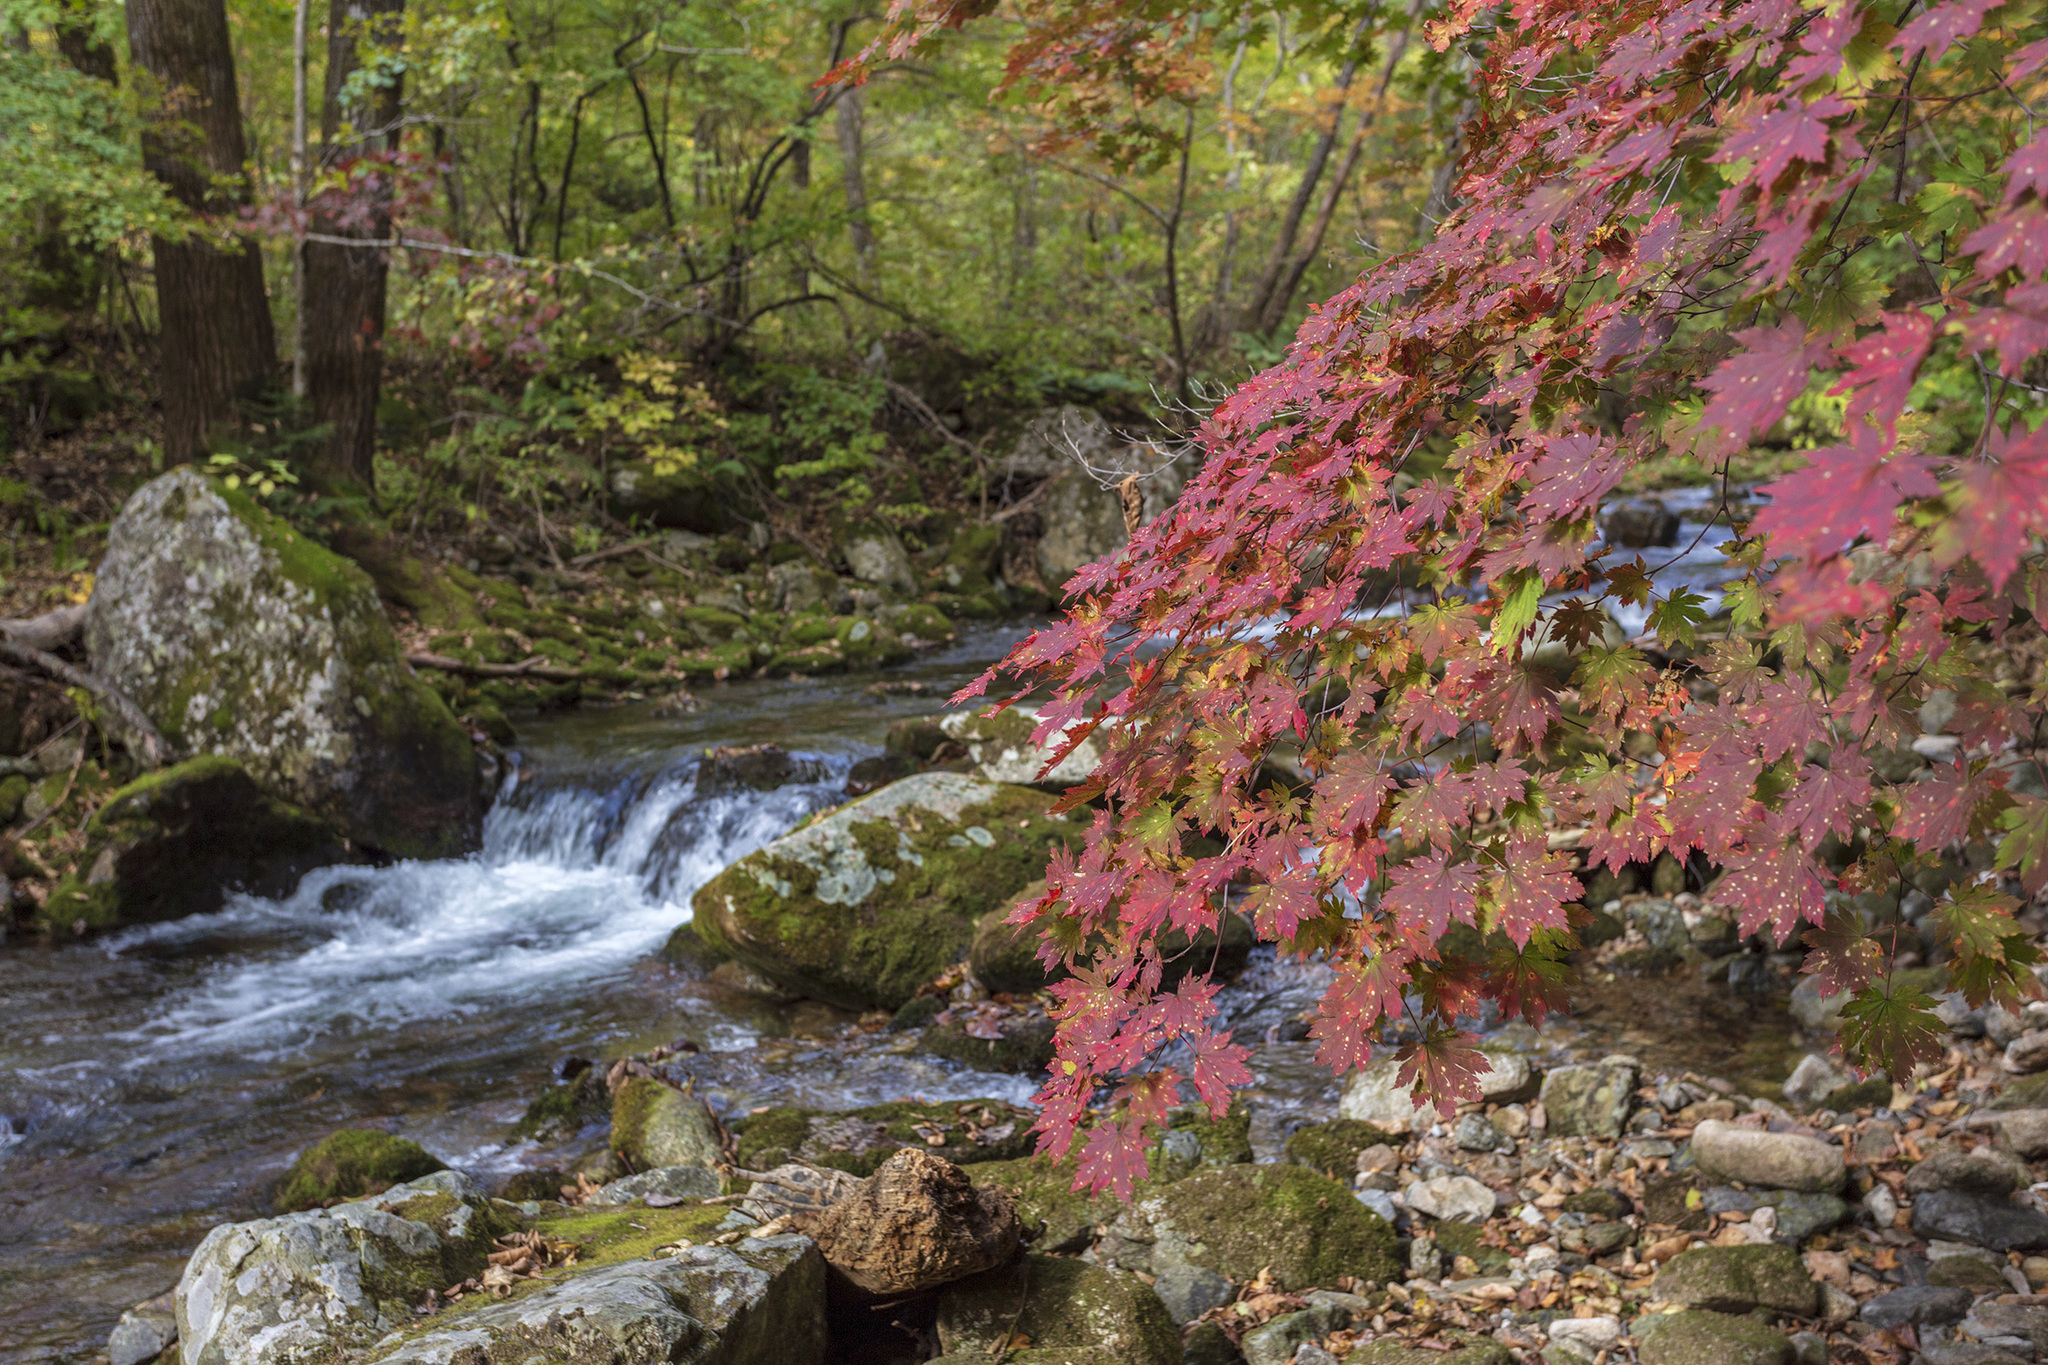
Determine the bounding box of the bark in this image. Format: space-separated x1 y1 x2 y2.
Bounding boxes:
127 0 277 463
808 1149 1021 1296
835 84 876 272
301 0 404 492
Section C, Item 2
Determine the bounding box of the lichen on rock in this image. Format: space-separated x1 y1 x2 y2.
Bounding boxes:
689 772 1081 1009
85 469 485 859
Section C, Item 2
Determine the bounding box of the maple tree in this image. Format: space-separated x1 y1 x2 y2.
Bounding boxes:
857 0 2048 1194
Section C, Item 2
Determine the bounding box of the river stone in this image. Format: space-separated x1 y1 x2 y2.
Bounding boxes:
370 1234 824 1365
1860 1285 1974 1328
1688 1120 1844 1193
1340 1050 1530 1130
1993 1072 2048 1111
1603 499 1681 548
1998 1108 2048 1157
1912 1189 2048 1250
1649 1243 1818 1315
587 1165 723 1206
1031 450 1185 590
810 1148 1023 1296
1904 1141 2030 1197
1699 1187 1848 1244
109 1292 177 1365
1106 1164 1400 1289
1789 976 1849 1033
1540 1059 1639 1138
1965 1302 2048 1356
275 1129 447 1212
939 704 1106 789
1636 1310 1792 1365
839 521 917 595
1241 1299 1360 1365
177 1171 503 1365
86 470 484 858
609 1078 723 1172
1782 1054 1851 1112
690 772 1081 1010
935 1254 1179 1365
1404 1175 1498 1222
2008 1030 2048 1074
1153 1262 1235 1324
39 755 345 934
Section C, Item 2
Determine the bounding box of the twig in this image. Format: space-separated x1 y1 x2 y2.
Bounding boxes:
568 537 655 568
0 636 169 767
406 652 584 682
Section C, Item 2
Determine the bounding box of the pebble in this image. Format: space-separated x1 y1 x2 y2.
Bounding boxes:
1867 1184 1900 1229
1688 1119 1845 1193
1998 1108 2048 1158
2007 1030 2048 1075
1454 1113 1505 1152
1548 1316 1622 1350
1403 1175 1498 1223
1859 1285 1974 1328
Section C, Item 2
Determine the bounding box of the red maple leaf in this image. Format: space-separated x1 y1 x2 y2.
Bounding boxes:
1383 852 1482 953
1490 833 1579 949
1751 433 1937 562
1829 311 1935 440
1716 826 1830 944
1698 321 1825 441
2007 132 2048 206
1394 1028 1489 1120
1711 94 1844 195
1778 753 1875 852
1941 428 2048 587
1895 760 2006 850
1965 203 2048 280
1801 907 1885 998
1312 950 1416 1074
1896 0 2001 63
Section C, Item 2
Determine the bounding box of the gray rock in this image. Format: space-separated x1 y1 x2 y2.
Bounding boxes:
1152 1262 1234 1324
1649 1243 1818 1316
935 1253 1178 1365
839 522 917 595
1789 975 1849 1033
1404 1175 1497 1222
1688 1119 1844 1193
1912 1190 2048 1251
1355 1188 1403 1225
1782 1054 1850 1111
2011 1030 2048 1075
177 1171 500 1365
1409 1233 1442 1279
1029 432 1185 590
2001 1108 2048 1158
767 561 827 614
1787 1330 1827 1365
939 704 1105 789
1603 499 1680 548
586 1165 722 1206
86 469 484 859
1339 1057 1424 1130
1475 1049 1537 1102
1966 1302 2048 1357
1627 898 1692 955
1859 1285 1974 1328
1917 1344 2029 1365
371 1234 825 1365
1540 1059 1639 1138
1242 1301 1352 1365
1636 1309 1791 1365
1454 1113 1505 1152
1904 1142 2030 1197
108 1293 177 1365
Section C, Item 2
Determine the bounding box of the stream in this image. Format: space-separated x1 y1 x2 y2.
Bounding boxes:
0 495 1781 1362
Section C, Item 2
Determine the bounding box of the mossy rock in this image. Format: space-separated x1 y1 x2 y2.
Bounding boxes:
659 919 729 973
1434 1219 1513 1276
1649 1243 1817 1315
0 773 27 825
512 1068 611 1142
970 1154 1125 1254
40 755 347 934
936 1254 1179 1365
680 605 750 643
1123 1163 1401 1290
1168 1100 1255 1168
608 1077 722 1171
1635 1310 1791 1365
1994 1071 2048 1111
277 1129 447 1212
972 890 1255 996
835 615 912 668
691 772 1083 1010
1284 1118 1402 1179
893 603 956 641
1348 1339 1512 1365
84 470 485 859
732 1098 1035 1177
918 1011 1056 1074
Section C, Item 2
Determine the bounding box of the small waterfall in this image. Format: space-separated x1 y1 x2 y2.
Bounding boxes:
105 751 850 1063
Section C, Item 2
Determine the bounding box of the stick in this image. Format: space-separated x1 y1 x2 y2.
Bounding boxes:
568 537 656 568
0 635 169 767
407 652 584 682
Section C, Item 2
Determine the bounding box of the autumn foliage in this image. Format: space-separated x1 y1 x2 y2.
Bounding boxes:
878 0 2048 1195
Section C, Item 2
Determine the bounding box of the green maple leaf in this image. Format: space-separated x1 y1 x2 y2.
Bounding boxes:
1649 589 1712 647
1838 979 1947 1080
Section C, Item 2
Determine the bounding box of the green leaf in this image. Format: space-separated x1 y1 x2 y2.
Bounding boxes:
1492 573 1543 651
1838 979 1948 1080
1648 589 1711 648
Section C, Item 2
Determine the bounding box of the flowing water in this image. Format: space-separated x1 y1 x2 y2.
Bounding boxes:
0 493 1784 1362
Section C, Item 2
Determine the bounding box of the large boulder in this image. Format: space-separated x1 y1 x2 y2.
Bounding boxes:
608 1078 724 1172
936 1255 1179 1365
1649 1243 1818 1316
690 772 1081 1009
177 1171 504 1365
810 1148 1023 1296
939 704 1106 788
1003 407 1186 591
372 1235 823 1365
39 755 346 934
838 520 918 596
1103 1164 1400 1290
86 470 485 858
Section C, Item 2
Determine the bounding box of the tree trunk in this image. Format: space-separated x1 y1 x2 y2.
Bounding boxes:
127 0 277 463
301 0 404 492
836 85 876 274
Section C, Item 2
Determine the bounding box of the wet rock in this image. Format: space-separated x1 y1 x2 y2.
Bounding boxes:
87 469 485 859
1998 1108 2048 1157
1602 499 1681 548
1782 1054 1850 1111
1404 1175 1498 1223
691 772 1080 1010
694 743 826 794
1912 1189 2048 1250
178 1171 503 1365
1688 1119 1844 1193
512 1066 611 1141
39 755 347 934
1105 1163 1400 1289
1636 1309 1792 1365
2008 1030 2048 1074
939 703 1106 789
839 521 918 595
1540 1058 1639 1138
810 1148 1022 1296
733 1099 1036 1178
1789 976 1849 1033
1650 1243 1819 1315
609 1078 722 1172
1965 1302 2048 1356
844 752 914 796
1861 1285 1974 1327
108 1292 177 1365
586 1165 722 1206
918 1008 1057 1074
373 1234 824 1365
935 1254 1178 1365
1904 1142 2030 1197
276 1129 446 1212
1153 1262 1235 1324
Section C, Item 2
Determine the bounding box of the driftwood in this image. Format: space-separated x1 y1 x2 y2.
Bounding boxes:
406 652 584 682
0 618 170 768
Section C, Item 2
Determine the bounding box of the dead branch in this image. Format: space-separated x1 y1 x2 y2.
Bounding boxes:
0 603 87 653
407 652 584 682
0 633 170 768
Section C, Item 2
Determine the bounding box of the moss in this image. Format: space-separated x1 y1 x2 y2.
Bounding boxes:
1348 1338 1512 1365
1633 1311 1789 1365
1145 1164 1401 1289
0 773 26 824
971 1155 1121 1254
895 603 956 639
692 774 1082 1010
787 617 838 647
939 1254 1180 1365
1171 1100 1254 1167
1433 1219 1512 1276
608 1077 721 1170
732 1098 1037 1177
681 606 750 642
276 1129 446 1212
919 1013 1056 1074
659 919 728 972
512 1070 610 1141
1284 1119 1399 1179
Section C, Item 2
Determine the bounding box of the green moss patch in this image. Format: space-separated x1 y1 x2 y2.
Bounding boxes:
277 1129 447 1211
733 1098 1035 1177
1141 1164 1400 1290
1283 1118 1399 1179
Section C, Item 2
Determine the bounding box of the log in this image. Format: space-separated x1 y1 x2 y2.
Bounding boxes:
0 634 170 767
406 652 584 682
